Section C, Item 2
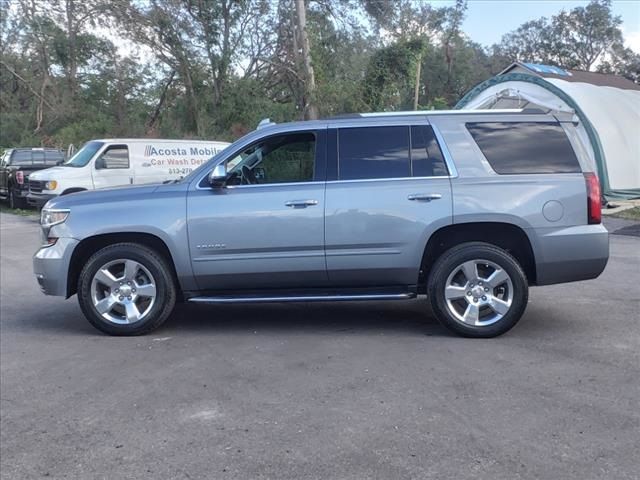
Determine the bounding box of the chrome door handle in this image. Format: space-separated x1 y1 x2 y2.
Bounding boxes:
285 199 318 208
407 193 442 201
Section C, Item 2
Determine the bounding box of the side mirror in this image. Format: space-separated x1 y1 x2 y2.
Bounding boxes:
95 157 105 169
208 163 227 188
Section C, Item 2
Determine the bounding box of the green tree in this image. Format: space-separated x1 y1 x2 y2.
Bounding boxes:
494 0 629 73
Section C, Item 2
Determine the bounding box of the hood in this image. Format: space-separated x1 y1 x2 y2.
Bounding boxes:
29 166 87 181
44 182 187 210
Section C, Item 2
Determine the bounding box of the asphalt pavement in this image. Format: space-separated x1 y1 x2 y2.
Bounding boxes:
1 212 639 480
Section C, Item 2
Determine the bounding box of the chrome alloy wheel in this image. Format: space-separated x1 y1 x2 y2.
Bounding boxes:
443 259 514 327
90 259 157 325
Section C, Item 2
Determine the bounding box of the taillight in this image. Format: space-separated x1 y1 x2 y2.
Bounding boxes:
584 172 601 224
15 171 24 185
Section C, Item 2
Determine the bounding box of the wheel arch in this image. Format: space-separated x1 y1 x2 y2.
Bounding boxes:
61 187 87 196
420 222 537 288
67 232 182 301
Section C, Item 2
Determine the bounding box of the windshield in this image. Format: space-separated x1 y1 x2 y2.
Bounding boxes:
63 141 104 167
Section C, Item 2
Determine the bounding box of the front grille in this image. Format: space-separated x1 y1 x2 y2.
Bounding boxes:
29 180 44 193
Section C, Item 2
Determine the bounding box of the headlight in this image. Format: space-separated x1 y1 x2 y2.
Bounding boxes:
44 180 58 190
41 209 70 228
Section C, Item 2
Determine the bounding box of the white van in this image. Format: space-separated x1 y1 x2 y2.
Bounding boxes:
27 138 229 207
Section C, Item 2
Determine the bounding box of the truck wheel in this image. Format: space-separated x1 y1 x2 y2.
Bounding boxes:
8 186 26 209
77 243 176 336
427 242 528 338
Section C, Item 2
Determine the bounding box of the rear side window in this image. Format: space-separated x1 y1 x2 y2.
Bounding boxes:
411 126 448 177
338 126 410 180
466 122 581 174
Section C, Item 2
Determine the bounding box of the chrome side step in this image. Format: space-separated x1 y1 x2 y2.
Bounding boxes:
187 292 416 304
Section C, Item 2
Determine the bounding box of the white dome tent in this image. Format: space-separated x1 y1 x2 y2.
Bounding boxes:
456 62 640 199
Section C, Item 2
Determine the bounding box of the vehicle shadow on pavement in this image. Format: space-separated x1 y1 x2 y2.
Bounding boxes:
163 299 447 337
13 297 452 337
9 295 556 339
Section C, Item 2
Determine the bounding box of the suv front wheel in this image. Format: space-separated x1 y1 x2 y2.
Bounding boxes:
427 242 529 338
77 243 177 335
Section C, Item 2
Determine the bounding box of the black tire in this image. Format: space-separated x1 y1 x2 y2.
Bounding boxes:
77 242 177 336
427 242 528 338
8 186 26 209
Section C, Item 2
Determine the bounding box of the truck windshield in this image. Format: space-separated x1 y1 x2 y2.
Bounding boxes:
63 141 104 167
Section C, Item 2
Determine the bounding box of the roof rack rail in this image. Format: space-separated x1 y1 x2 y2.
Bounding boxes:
520 107 550 114
257 118 276 129
328 109 552 120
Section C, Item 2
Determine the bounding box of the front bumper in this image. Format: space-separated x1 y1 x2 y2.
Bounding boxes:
33 237 79 297
533 224 609 285
27 192 57 209
13 186 29 198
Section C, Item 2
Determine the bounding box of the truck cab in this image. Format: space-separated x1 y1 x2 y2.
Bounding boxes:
0 148 64 209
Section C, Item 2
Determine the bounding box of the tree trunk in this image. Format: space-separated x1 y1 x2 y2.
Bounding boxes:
214 0 232 106
115 60 127 134
182 67 201 136
65 0 78 97
294 0 318 120
146 70 175 135
413 52 422 110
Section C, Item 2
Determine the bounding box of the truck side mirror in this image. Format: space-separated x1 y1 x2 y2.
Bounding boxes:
208 163 227 188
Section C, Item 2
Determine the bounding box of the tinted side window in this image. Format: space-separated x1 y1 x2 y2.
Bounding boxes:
10 151 34 165
32 150 44 163
44 151 64 165
466 122 581 174
338 126 410 180
411 126 448 177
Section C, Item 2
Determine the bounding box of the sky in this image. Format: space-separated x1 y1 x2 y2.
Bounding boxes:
428 0 640 53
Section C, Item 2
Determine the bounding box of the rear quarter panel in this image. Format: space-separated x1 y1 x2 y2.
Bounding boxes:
430 114 607 285
430 114 589 228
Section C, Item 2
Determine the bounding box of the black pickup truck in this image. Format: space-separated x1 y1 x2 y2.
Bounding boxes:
0 148 64 208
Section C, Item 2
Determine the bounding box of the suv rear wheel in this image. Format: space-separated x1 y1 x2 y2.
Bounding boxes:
77 243 176 335
427 242 528 338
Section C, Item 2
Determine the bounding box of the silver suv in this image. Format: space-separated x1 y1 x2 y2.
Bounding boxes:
33 110 608 337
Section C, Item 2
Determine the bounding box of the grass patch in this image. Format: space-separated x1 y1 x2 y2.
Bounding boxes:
610 206 640 221
0 204 38 216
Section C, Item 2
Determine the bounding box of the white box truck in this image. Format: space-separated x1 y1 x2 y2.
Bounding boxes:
27 138 230 207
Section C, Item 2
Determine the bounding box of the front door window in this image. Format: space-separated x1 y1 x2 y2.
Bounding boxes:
225 133 316 185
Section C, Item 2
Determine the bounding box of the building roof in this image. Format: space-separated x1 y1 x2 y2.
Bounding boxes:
500 62 640 91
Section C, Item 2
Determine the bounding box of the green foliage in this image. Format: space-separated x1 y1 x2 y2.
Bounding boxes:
494 0 629 72
52 115 114 147
362 39 426 111
0 204 38 216
213 78 298 140
0 0 637 151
